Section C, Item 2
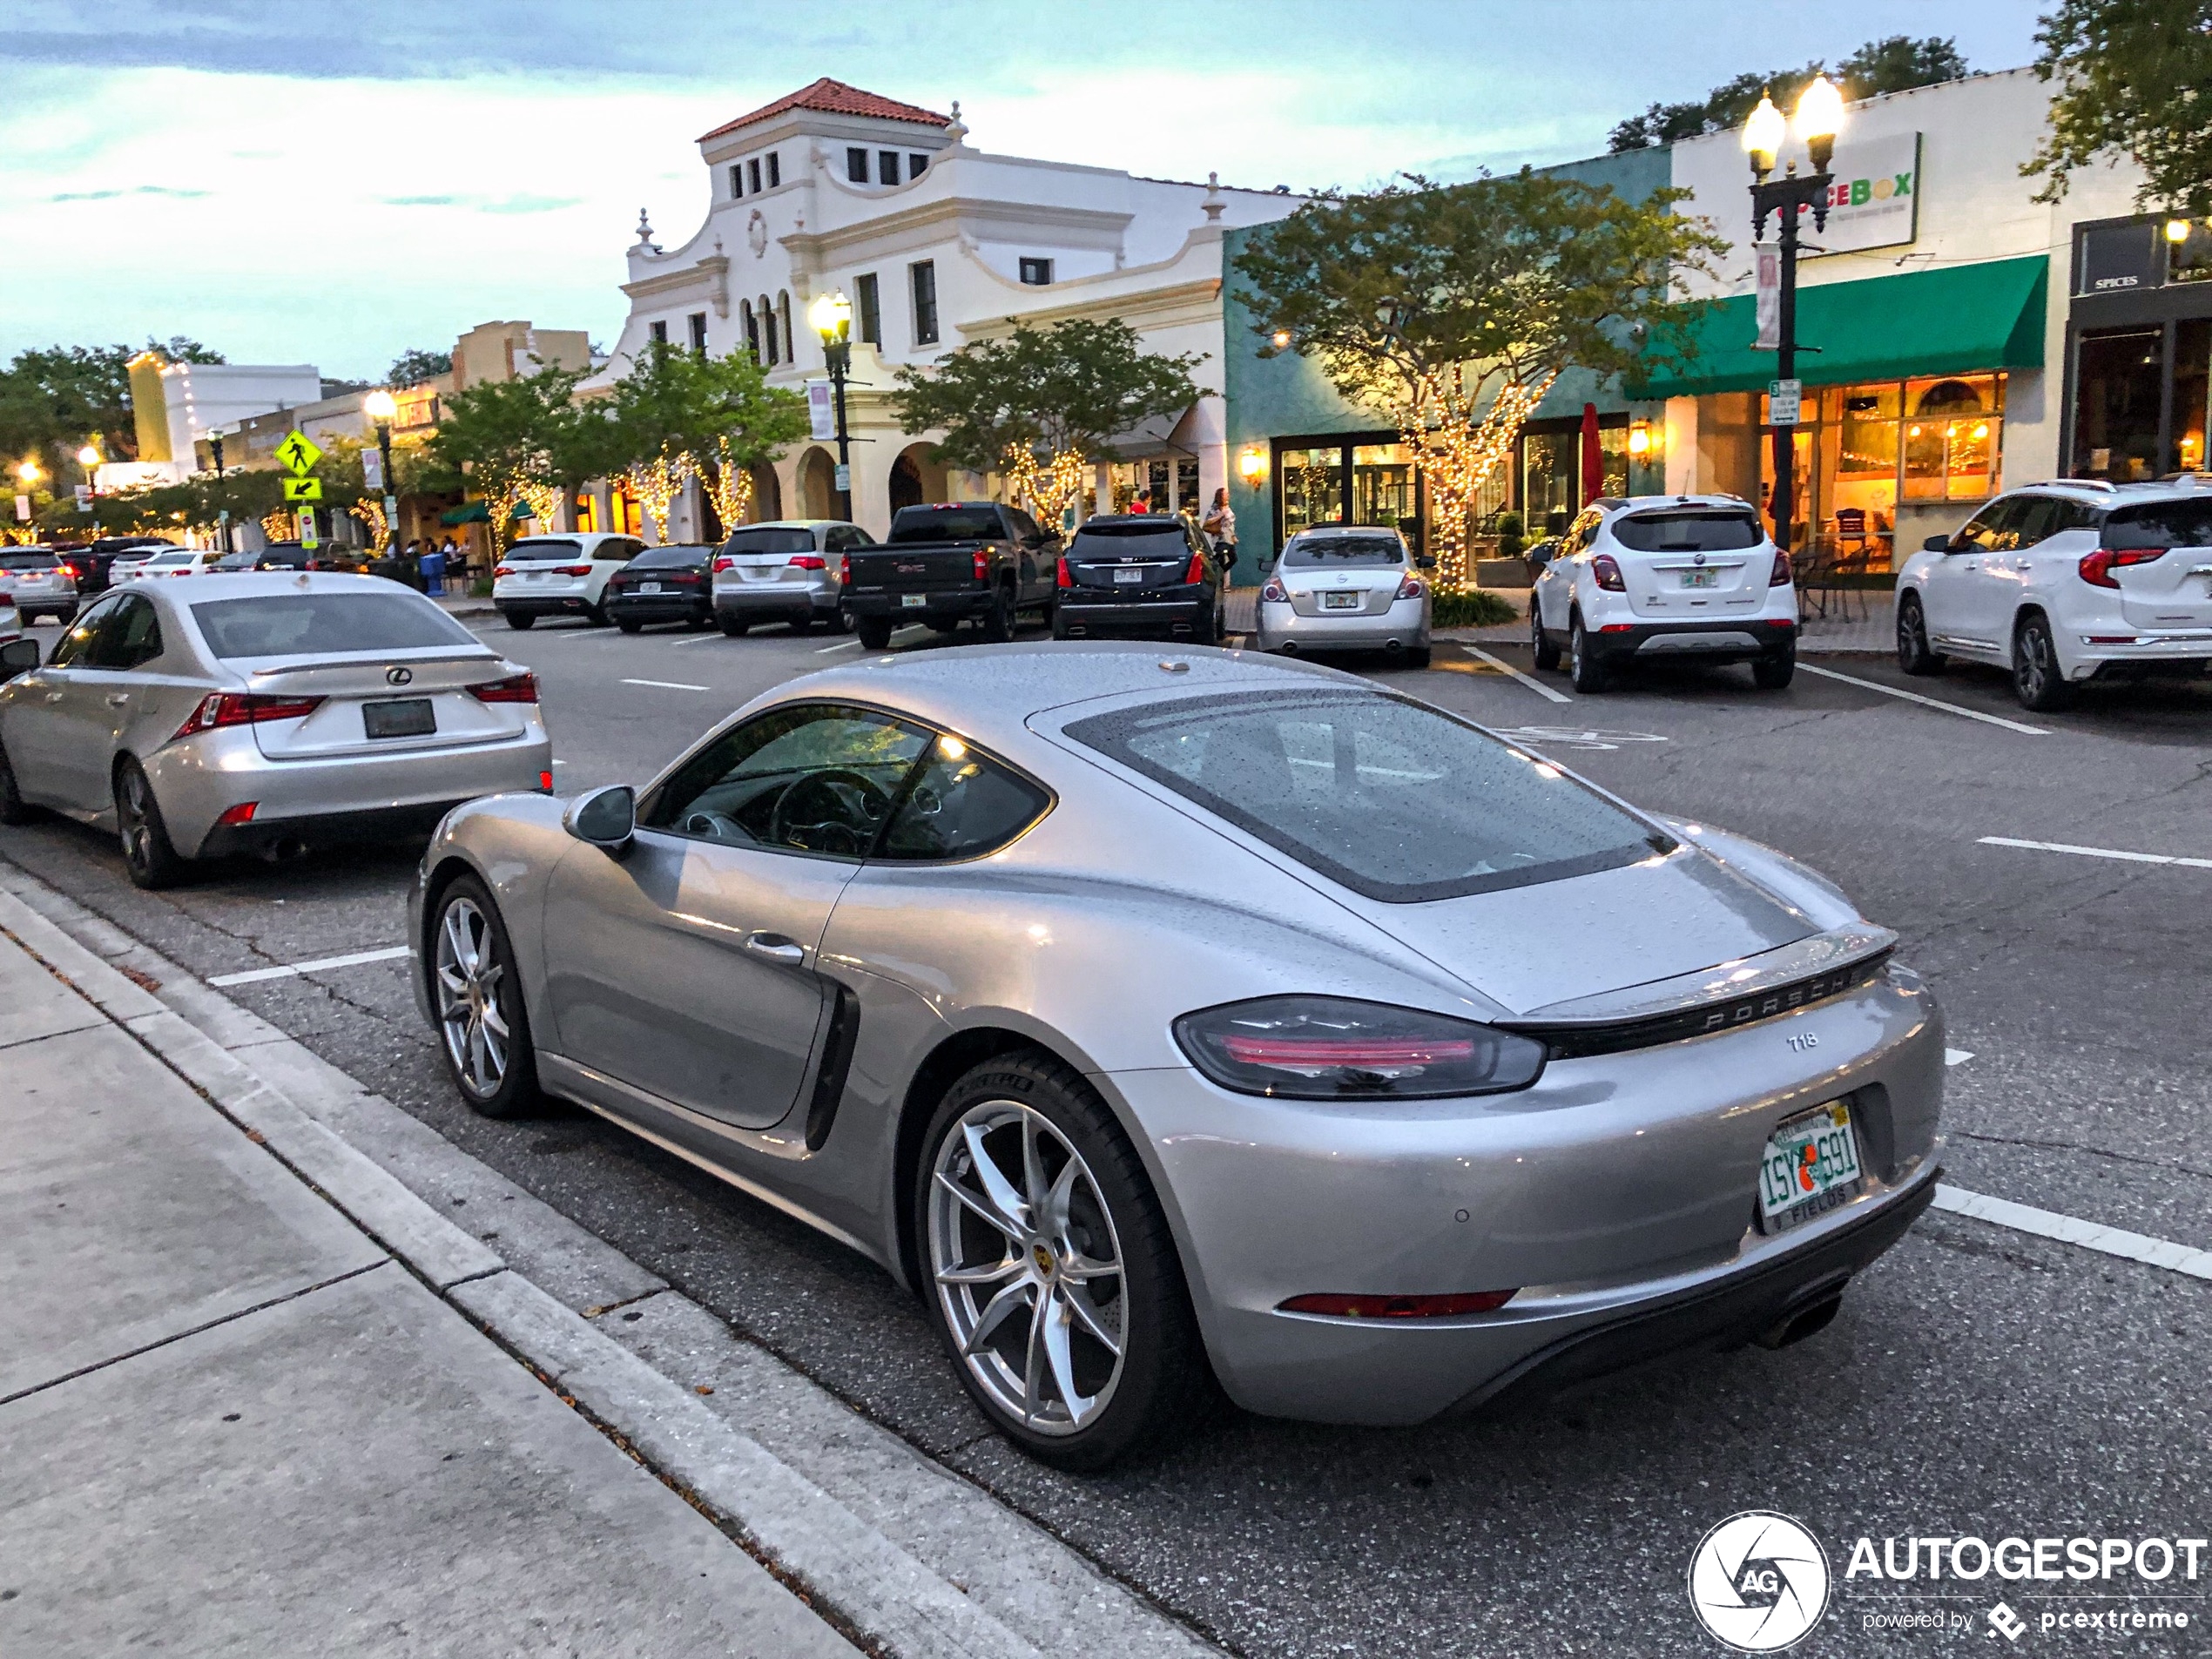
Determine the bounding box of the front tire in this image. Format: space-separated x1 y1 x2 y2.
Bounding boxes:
1530 601 1561 671
429 875 540 1119
1896 594 1943 676
915 1051 1209 1471
114 758 185 890
2012 612 2075 711
1568 612 1611 692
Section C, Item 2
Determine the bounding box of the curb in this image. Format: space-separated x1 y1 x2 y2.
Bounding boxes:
0 865 1222 1659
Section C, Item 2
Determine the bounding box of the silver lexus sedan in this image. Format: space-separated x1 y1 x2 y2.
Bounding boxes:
0 572 550 887
408 644 1942 1469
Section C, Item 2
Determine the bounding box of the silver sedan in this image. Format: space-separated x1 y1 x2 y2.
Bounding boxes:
0 572 550 887
408 644 1942 1469
1256 524 1434 666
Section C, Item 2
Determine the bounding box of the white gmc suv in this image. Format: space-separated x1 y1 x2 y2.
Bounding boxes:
1893 479 2212 711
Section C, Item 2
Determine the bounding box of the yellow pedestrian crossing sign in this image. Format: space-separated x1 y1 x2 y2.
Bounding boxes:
275 430 322 475
281 475 323 502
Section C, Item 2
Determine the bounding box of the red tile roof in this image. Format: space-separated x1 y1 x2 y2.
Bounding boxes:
699 78 951 143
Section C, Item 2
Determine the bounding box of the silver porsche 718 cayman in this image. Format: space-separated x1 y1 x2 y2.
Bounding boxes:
409 643 1942 1469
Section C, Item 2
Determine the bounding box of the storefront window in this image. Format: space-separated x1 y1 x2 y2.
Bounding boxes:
1901 376 2001 501
1352 443 1414 532
2177 320 2209 474
1522 430 1579 536
2073 328 2164 481
1280 446 1345 536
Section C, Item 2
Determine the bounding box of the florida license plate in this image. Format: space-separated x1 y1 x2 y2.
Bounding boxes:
1324 590 1360 609
362 698 435 739
1680 570 1720 589
1757 1101 1864 1233
638 582 661 595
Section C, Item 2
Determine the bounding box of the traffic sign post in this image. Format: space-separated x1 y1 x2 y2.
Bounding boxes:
1768 378 1803 428
299 509 320 550
275 430 323 475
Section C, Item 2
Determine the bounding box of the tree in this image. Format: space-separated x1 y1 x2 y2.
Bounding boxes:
1233 171 1725 582
1608 37 1969 152
0 336 224 473
890 319 1201 526
601 340 807 536
427 367 589 550
388 347 453 387
2025 0 2212 217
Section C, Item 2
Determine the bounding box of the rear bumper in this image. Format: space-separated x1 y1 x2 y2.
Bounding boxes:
1056 586 1213 636
497 596 598 619
606 592 710 623
1254 595 1430 651
713 584 838 617
198 798 489 859
846 588 996 620
1577 617 1797 662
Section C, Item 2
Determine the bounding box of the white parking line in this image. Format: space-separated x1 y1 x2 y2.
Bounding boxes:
1797 663 2051 735
620 678 711 691
208 946 411 988
1945 1048 1974 1066
671 631 723 646
1933 1184 2212 1283
1979 834 2212 871
1460 646 1574 705
816 637 863 653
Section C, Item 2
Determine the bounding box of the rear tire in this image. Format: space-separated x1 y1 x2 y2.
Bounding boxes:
982 585 1016 644
1531 601 1561 671
505 611 535 631
2012 612 2074 711
0 735 39 826
790 612 816 635
585 603 610 627
1405 644 1433 669
114 758 185 890
914 1050 1211 1471
856 617 894 651
1751 642 1797 690
1568 613 1611 693
1895 593 1943 676
617 617 643 635
719 614 750 637
428 875 541 1120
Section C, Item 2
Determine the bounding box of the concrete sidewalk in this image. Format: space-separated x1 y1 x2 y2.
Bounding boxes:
0 921 855 1656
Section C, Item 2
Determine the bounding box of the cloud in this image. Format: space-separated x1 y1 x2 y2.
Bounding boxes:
48 183 211 202
481 193 585 215
381 193 458 206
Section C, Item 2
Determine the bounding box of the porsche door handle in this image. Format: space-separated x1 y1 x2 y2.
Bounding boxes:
741 933 806 965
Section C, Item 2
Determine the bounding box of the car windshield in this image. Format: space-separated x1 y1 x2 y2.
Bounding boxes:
1067 689 1669 902
1608 510 1764 553
720 528 816 556
503 539 584 562
889 508 1001 543
1283 536 1403 568
2102 498 2212 550
1069 526 1188 558
0 553 58 570
628 544 713 569
190 593 477 658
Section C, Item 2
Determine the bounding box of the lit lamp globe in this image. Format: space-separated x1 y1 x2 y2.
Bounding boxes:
363 388 399 424
1793 73 1845 172
1741 92 1785 179
15 460 39 484
809 290 853 344
77 444 101 469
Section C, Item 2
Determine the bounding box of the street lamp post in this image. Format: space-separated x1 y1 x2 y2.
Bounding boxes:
809 291 855 523
363 389 401 569
208 433 232 553
1743 74 1845 559
76 444 102 534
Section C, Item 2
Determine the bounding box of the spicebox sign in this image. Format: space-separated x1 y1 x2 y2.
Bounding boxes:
1806 132 1921 257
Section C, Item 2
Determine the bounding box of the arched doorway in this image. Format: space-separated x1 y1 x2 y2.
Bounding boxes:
888 442 948 516
797 448 835 519
750 463 781 522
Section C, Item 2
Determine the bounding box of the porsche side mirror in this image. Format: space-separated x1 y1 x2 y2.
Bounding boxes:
0 637 40 681
563 783 635 852
1923 534 1952 553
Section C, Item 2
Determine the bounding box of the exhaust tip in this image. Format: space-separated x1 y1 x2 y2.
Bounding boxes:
1755 1290 1844 1351
1278 642 1298 655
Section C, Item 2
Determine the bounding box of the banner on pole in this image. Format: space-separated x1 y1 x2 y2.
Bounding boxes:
806 381 835 442
1754 246 1781 350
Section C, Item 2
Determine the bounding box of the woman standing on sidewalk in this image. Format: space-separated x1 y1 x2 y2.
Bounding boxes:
1203 488 1238 584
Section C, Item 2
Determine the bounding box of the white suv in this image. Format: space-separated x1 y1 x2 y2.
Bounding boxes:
1530 495 1798 691
494 532 644 629
1894 479 2212 711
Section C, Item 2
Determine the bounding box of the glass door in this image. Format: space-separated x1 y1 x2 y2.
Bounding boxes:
2073 328 2165 481
1278 446 1346 536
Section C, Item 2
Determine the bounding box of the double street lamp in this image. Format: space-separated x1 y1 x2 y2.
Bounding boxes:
808 290 855 523
1743 73 1845 558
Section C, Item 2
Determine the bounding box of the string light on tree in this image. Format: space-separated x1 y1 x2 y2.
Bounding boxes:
624 448 693 541
705 435 756 529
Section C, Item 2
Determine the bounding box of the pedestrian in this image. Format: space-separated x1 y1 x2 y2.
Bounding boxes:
420 538 446 597
1202 487 1238 583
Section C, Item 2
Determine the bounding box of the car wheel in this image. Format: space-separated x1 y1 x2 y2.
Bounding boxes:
981 586 1016 644
1530 600 1561 670
585 603 610 627
0 734 39 826
790 612 816 635
1751 641 1797 690
916 1050 1210 1471
1568 612 1611 693
2012 612 2075 711
685 610 711 631
429 875 540 1119
1405 644 1433 669
718 614 749 637
1895 594 1943 676
114 758 186 890
855 617 894 651
616 617 643 635
505 611 535 631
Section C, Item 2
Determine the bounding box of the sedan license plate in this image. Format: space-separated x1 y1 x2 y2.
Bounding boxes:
638 582 662 594
1757 1101 1864 1233
1323 590 1361 610
1679 570 1720 589
362 698 436 740
1114 567 1143 584
902 593 927 608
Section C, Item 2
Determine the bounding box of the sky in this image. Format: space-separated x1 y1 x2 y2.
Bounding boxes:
2 1 2044 381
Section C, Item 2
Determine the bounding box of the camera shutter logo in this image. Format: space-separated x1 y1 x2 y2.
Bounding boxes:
1688 1511 1831 1651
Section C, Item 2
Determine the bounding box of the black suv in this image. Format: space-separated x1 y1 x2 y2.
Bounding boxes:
1052 515 1226 644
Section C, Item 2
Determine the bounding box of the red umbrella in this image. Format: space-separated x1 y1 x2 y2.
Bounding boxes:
1580 402 1602 507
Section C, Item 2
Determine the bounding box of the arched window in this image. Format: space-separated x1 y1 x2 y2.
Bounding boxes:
778 292 793 365
741 300 759 364
760 296 779 366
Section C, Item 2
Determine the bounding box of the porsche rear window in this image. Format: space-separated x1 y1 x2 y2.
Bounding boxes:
191 593 475 658
1067 690 1669 902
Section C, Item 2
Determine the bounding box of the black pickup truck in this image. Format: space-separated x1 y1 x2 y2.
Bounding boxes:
842 502 1059 651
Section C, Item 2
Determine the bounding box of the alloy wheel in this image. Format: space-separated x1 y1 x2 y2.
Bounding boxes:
118 767 158 873
435 895 510 1098
927 1099 1127 1436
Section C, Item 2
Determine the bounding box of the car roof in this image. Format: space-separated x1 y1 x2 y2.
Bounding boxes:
1285 523 1403 538
1604 494 1757 516
730 519 845 530
138 570 452 604
2004 475 2212 506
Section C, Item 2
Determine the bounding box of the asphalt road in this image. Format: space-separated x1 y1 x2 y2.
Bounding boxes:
6 607 2208 1656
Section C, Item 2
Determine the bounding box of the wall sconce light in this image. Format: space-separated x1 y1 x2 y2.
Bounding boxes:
1627 421 1653 458
1238 448 1268 484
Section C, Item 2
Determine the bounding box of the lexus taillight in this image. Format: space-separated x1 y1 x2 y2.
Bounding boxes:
788 555 826 570
2078 546 2166 589
1592 553 1626 591
556 564 592 577
468 672 538 705
1770 550 1792 586
1261 577 1287 603
1184 550 1206 584
972 550 989 581
1056 556 1073 590
1173 995 1546 1101
1280 1290 1517 1319
1396 574 1425 600
171 692 324 742
711 556 735 574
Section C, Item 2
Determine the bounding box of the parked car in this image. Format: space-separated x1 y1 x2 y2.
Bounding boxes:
107 545 180 583
0 548 80 624
493 532 643 629
72 536 176 595
1530 495 1798 691
408 644 1941 1469
606 543 717 632
1252 524 1432 665
247 543 314 571
0 573 550 888
0 596 23 649
842 502 1058 651
1052 514 1227 644
1894 478 2212 711
131 548 232 580
711 521 872 636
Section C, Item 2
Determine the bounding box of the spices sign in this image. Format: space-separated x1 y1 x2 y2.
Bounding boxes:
1806 132 1921 257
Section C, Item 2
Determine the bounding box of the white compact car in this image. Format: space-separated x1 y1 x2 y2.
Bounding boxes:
493 532 645 629
1893 479 2212 711
1531 496 1798 691
1254 524 1433 666
125 548 227 582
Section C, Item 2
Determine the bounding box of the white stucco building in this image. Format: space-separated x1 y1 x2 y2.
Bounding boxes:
583 78 1303 539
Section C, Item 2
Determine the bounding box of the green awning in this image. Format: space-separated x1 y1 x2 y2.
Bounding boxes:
1630 254 2048 401
441 502 490 525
